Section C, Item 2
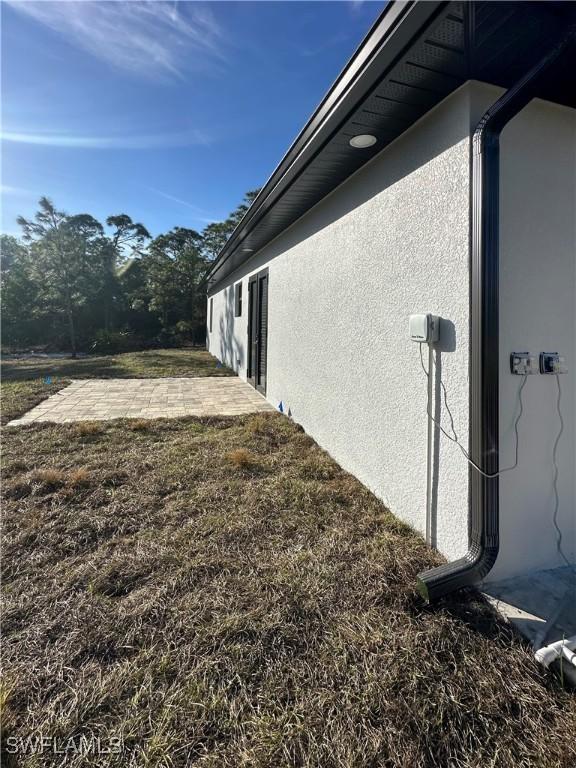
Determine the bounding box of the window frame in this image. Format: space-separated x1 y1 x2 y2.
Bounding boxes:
234 282 243 317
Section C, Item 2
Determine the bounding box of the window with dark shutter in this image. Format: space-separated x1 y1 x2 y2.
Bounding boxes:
234 282 242 317
257 274 268 389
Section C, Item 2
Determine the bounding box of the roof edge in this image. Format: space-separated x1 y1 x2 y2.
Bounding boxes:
207 0 445 285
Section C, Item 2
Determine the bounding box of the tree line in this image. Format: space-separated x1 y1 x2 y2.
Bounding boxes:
1 191 258 356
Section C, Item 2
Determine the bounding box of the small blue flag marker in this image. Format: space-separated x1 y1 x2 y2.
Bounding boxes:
44 376 52 384
278 401 284 413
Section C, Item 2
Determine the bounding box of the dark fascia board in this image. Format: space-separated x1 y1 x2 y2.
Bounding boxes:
207 0 445 287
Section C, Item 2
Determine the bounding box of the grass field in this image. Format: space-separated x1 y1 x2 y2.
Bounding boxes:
1 348 232 383
2 351 575 767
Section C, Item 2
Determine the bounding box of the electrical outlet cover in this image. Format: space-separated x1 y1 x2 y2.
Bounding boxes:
540 352 567 374
510 352 538 375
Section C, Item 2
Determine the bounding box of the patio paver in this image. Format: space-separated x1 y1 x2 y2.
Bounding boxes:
7 378 274 425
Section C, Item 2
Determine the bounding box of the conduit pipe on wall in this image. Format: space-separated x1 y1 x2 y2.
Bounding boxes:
416 27 576 602
425 343 434 546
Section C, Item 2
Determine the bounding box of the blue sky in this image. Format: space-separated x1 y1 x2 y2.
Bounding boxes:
1 1 384 239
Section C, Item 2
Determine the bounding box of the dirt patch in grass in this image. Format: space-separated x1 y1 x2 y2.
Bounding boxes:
73 421 104 438
126 419 151 432
225 447 261 470
2 412 575 767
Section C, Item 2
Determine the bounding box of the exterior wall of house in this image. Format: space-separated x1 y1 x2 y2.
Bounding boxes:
208 81 576 579
209 84 474 562
473 85 575 581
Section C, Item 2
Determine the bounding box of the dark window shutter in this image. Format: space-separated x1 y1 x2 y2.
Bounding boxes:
257 275 268 385
234 282 242 317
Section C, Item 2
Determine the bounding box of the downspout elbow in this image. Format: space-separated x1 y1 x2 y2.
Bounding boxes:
416 541 498 602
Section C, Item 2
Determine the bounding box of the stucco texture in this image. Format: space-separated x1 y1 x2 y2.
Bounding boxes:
209 84 474 563
208 81 576 580
494 91 575 580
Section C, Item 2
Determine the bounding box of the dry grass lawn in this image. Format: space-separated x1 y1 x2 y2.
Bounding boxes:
1 353 575 767
1 378 68 426
1 348 233 383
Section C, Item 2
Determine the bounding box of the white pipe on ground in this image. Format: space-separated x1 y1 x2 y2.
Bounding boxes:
534 636 576 669
561 645 576 667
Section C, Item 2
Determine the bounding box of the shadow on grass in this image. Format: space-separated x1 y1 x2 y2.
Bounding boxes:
1 349 234 382
407 588 509 638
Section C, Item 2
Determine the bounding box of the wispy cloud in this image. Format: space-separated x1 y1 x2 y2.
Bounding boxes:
1 129 211 150
5 1 226 79
146 187 221 223
0 184 34 197
349 0 373 17
298 32 350 58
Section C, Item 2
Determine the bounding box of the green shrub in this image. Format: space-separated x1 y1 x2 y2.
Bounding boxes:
90 330 143 355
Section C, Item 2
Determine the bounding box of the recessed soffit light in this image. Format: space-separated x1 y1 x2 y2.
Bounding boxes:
349 134 377 149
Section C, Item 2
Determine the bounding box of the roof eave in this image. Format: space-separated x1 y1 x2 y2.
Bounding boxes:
206 0 445 287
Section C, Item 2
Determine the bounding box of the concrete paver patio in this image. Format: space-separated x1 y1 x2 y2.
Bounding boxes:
7 378 274 425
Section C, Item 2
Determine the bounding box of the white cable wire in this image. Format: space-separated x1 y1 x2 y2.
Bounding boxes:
418 345 571 610
533 375 571 649
418 343 527 479
551 373 571 569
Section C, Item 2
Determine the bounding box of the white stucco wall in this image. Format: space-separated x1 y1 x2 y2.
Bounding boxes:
209 84 475 561
208 81 576 579
488 88 575 581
